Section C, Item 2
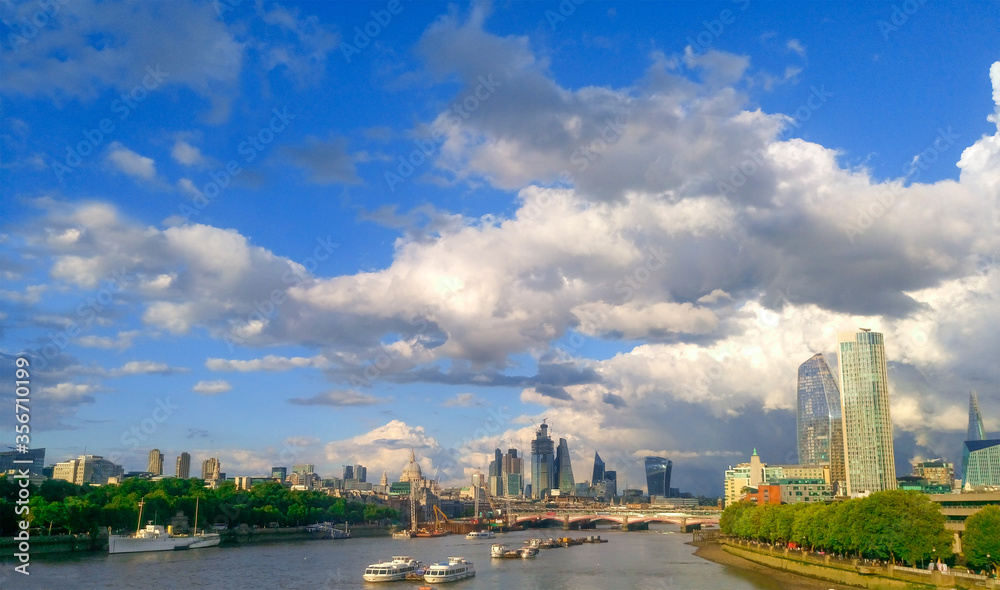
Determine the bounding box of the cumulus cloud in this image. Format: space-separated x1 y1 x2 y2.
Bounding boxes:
106 142 156 180
110 360 177 376
192 380 232 394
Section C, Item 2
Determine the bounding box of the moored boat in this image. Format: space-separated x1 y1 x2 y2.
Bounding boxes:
518 547 538 558
362 556 423 582
465 530 495 539
423 557 475 583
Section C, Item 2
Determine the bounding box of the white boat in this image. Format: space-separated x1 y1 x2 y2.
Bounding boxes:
108 523 199 554
362 556 422 582
490 543 509 558
524 538 543 549
519 547 538 558
187 532 221 548
423 557 475 583
465 530 495 539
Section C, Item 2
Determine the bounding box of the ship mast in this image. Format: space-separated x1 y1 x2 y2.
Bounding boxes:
135 499 145 535
193 497 199 536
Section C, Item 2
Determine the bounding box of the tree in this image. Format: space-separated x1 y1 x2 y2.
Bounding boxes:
963 505 1000 573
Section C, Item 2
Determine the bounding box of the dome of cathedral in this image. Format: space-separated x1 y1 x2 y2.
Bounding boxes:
401 449 423 482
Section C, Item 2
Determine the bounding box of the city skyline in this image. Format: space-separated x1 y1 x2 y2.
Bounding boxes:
2 1 999 496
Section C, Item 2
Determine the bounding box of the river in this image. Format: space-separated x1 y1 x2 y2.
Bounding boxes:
11 526 787 589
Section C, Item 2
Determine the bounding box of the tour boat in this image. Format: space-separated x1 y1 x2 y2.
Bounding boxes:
362 556 423 582
519 547 538 558
465 530 495 539
392 530 415 539
490 543 509 558
423 557 475 583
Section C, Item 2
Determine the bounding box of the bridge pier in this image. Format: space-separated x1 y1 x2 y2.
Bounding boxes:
563 515 570 530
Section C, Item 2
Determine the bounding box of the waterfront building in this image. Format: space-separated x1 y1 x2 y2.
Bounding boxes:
148 449 163 476
554 438 575 494
838 329 897 495
962 439 1000 488
777 478 834 503
271 466 287 482
530 420 555 498
592 452 605 483
744 483 781 505
796 353 846 487
724 448 831 506
53 455 124 485
968 390 987 442
644 456 672 497
0 447 45 484
176 452 190 478
911 459 955 489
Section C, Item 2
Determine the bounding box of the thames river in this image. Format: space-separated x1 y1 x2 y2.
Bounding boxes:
12 526 787 589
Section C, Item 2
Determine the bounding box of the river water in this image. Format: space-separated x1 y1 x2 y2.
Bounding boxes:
12 526 786 589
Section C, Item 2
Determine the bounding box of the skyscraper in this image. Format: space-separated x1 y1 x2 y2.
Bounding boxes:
968 390 987 442
354 465 367 483
554 438 575 494
343 465 354 480
530 420 555 498
962 439 1000 488
796 353 845 486
148 449 164 475
603 470 617 497
488 448 503 497
175 452 191 478
272 466 287 482
838 329 896 495
502 449 523 496
644 456 672 497
202 457 219 480
592 452 605 484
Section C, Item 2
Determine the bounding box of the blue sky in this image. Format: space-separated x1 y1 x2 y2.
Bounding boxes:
2 0 999 495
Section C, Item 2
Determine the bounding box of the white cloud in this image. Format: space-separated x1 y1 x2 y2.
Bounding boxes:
106 142 156 180
442 392 486 407
171 140 208 167
192 380 232 394
111 360 175 376
206 355 327 372
289 390 380 407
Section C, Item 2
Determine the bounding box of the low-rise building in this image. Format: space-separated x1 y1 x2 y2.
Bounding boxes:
777 478 834 503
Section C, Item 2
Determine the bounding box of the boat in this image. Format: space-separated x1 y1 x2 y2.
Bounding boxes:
465 530 495 539
518 547 538 558
109 499 217 554
524 538 542 549
490 543 509 558
362 556 423 582
305 522 351 539
423 557 475 583
187 497 221 548
414 528 448 538
392 530 415 539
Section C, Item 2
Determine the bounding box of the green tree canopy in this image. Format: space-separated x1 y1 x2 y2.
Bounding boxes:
963 505 1000 571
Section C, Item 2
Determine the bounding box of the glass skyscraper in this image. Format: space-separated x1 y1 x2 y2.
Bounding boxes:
796 353 845 485
963 439 1000 487
554 438 575 494
838 329 896 495
592 452 605 484
968 390 987 442
530 421 555 498
644 456 672 497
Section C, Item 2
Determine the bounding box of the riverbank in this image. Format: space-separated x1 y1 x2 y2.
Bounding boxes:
691 541 862 590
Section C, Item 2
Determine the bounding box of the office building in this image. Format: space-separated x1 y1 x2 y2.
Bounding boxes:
488 448 503 497
592 452 605 484
777 478 834 504
962 440 1000 488
796 353 846 486
147 449 163 476
645 456 672 497
530 420 555 498
343 465 354 481
202 457 220 481
271 466 287 482
911 460 954 489
968 390 987 442
554 438 575 494
838 329 896 495
502 449 524 496
0 447 45 483
603 470 617 497
176 452 191 478
52 455 124 485
353 464 367 483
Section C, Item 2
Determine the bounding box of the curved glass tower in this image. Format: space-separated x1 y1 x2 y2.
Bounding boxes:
644 456 672 497
796 353 845 485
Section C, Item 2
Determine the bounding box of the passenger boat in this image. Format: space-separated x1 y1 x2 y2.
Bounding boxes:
362 556 423 582
465 530 495 539
423 557 475 583
108 499 219 554
519 547 538 558
392 530 415 539
490 543 509 558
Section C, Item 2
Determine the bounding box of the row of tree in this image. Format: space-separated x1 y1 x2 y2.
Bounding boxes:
1 476 400 536
721 490 998 568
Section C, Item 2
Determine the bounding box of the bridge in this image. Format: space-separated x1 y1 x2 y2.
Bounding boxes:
510 510 720 532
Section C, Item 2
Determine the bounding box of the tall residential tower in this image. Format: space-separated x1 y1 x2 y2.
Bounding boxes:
838 329 896 495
